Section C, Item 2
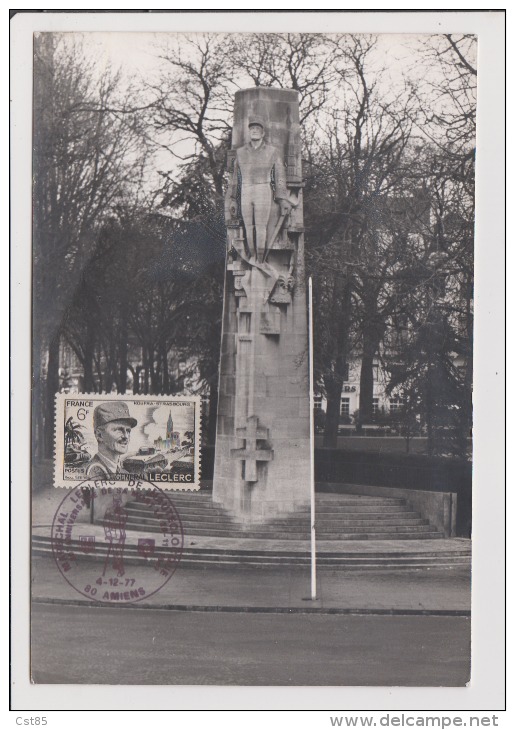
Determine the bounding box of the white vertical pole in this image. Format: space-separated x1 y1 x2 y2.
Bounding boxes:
308 276 317 600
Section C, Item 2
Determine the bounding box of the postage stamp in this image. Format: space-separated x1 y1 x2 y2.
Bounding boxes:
54 393 201 489
51 481 184 604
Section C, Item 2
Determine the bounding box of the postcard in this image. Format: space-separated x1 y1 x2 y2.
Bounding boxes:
10 9 505 714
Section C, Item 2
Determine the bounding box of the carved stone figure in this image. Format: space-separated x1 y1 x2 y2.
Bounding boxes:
227 117 291 263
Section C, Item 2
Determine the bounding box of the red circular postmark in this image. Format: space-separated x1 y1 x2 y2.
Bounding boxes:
51 479 184 604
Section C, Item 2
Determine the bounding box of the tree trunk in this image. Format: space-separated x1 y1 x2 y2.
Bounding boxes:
358 336 376 426
457 275 474 457
133 366 142 395
160 345 169 394
323 376 343 448
108 335 117 392
94 354 104 393
322 272 353 447
425 364 435 457
118 315 128 394
358 307 384 427
143 350 149 394
44 332 61 458
83 320 95 392
149 356 159 394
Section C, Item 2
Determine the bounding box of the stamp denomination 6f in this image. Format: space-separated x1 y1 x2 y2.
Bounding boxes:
54 393 201 490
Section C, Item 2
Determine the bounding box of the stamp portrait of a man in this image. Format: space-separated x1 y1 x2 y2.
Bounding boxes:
228 116 291 262
85 401 137 479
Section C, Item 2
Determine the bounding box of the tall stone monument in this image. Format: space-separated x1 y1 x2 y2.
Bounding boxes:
213 87 310 522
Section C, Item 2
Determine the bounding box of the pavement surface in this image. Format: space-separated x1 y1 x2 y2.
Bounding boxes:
32 483 471 613
30 475 471 689
31 603 471 686
33 521 472 558
32 555 471 613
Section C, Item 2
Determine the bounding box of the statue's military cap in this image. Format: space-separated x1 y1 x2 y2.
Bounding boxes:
248 116 265 130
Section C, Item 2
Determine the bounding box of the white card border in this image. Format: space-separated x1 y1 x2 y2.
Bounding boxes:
10 8 506 714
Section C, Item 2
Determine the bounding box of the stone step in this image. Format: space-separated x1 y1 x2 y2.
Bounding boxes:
145 493 213 503
273 518 430 528
121 511 429 527
130 494 407 506
200 505 414 516
32 535 471 560
178 560 467 571
118 515 435 533
176 558 467 571
126 500 223 510
127 502 413 516
105 523 442 539
310 502 408 512
126 507 234 522
146 495 408 507
266 513 426 526
31 538 468 570
271 526 440 536
177 551 470 565
32 551 466 571
124 505 235 520
121 508 425 524
181 553 468 565
315 493 406 506
120 516 430 532
82 490 444 543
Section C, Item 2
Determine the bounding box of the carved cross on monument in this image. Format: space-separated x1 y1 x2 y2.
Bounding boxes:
231 415 274 483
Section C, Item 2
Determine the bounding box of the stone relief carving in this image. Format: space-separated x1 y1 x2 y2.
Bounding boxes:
225 115 300 306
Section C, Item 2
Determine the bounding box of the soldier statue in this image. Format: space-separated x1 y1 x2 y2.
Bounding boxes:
227 117 291 263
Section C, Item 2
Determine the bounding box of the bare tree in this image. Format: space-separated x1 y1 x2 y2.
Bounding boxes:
305 35 415 443
412 34 476 180
228 33 336 124
33 33 149 457
382 141 475 457
381 34 477 455
145 32 339 210
144 34 235 202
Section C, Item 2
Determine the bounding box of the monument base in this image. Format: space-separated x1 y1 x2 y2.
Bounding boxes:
213 495 310 524
213 431 311 524
212 502 310 524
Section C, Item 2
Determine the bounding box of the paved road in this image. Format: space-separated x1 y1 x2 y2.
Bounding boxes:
31 603 470 686
31 556 471 612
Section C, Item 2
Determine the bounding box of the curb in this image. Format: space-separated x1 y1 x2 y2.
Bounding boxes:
33 597 471 617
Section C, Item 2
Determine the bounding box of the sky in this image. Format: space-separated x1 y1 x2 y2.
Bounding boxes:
65 31 419 70
46 31 476 198
60 30 434 91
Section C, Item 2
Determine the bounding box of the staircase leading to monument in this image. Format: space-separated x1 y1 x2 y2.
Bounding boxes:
31 490 471 571
118 490 443 541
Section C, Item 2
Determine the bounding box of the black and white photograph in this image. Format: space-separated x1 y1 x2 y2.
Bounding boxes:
10 8 505 714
